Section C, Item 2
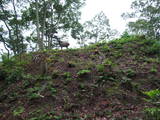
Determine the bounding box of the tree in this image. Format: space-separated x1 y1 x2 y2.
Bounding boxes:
82 11 117 43
122 0 160 40
22 0 85 50
0 0 27 55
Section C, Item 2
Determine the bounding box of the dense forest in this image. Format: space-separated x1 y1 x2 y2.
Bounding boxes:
0 0 160 119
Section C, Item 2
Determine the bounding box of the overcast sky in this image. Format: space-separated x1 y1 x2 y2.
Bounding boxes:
80 0 134 33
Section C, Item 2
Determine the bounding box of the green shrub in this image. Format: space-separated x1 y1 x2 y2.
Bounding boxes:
63 72 71 78
96 64 105 72
103 58 114 66
96 74 116 86
144 89 160 101
13 106 25 116
144 107 160 120
1 54 16 68
27 87 41 100
143 89 160 119
125 69 136 77
150 65 158 73
100 45 110 52
5 67 24 84
146 41 160 54
77 69 91 76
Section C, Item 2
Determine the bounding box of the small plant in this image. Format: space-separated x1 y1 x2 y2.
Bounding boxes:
96 64 105 72
143 89 160 119
63 72 71 78
144 89 160 101
13 106 25 116
146 41 160 54
27 87 42 100
125 68 136 77
150 65 158 73
96 73 116 86
5 67 24 84
103 58 113 66
100 45 110 52
77 69 91 76
144 107 160 120
112 51 123 58
1 53 16 68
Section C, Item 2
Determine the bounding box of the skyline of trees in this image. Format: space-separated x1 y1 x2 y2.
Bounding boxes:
0 0 159 56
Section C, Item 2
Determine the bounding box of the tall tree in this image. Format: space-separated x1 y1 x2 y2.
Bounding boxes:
22 0 85 49
73 11 117 45
0 0 27 55
122 0 160 40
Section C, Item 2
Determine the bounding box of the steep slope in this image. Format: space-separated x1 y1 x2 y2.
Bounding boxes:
0 36 160 120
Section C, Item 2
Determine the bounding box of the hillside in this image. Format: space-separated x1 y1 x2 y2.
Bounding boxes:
0 36 160 120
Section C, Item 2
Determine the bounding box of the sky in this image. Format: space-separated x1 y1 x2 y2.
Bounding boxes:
80 0 134 33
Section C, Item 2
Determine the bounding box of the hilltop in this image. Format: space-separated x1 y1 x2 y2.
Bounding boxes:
0 35 160 120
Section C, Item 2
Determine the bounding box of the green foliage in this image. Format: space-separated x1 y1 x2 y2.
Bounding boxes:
96 74 116 86
113 51 123 58
82 11 116 43
100 45 110 52
13 106 25 116
5 67 24 84
150 65 158 73
77 69 91 76
143 89 160 119
144 89 160 101
103 59 112 65
144 108 160 120
87 42 104 49
63 72 71 78
125 69 136 77
146 41 160 54
29 111 53 120
121 31 130 39
27 87 41 100
46 83 57 96
123 0 160 39
144 57 160 63
1 54 16 68
96 64 105 72
109 35 137 45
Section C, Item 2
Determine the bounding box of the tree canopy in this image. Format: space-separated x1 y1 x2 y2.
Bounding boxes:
122 0 160 40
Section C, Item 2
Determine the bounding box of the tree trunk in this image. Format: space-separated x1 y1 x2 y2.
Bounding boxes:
35 0 44 50
41 0 47 45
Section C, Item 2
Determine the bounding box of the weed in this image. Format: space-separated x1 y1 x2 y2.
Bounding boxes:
125 69 136 77
100 45 110 52
77 69 91 76
63 72 71 78
150 65 158 73
27 87 41 100
144 107 160 120
5 67 24 84
13 106 25 116
96 64 105 72
144 89 160 101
